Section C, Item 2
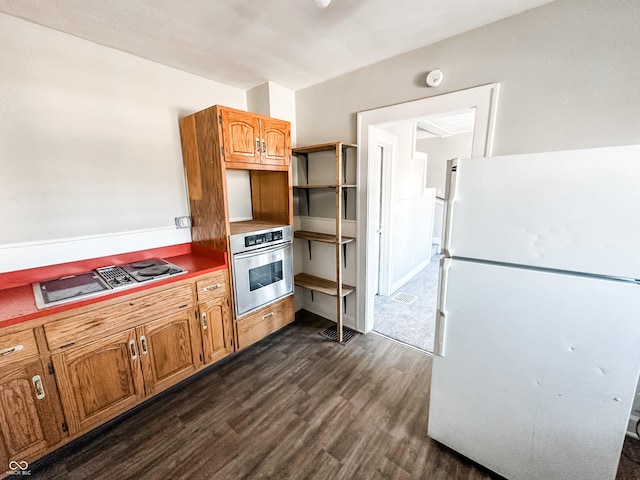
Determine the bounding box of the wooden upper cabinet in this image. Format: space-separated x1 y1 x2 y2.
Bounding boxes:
0 360 63 466
52 328 145 435
218 106 291 168
220 108 261 164
261 117 291 166
138 310 201 395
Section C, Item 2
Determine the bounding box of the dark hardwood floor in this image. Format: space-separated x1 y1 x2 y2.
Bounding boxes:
30 311 640 480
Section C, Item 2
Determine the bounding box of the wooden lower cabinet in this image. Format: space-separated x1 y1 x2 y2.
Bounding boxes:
235 295 294 350
52 328 145 435
52 310 204 435
0 359 64 466
199 297 232 365
138 310 202 395
0 269 240 464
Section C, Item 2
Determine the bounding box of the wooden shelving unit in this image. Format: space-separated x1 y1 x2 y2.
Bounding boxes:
292 142 357 343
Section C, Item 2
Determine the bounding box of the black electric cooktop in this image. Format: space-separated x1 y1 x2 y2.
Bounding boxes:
33 258 186 309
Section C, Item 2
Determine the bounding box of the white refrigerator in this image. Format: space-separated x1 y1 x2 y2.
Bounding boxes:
428 145 640 480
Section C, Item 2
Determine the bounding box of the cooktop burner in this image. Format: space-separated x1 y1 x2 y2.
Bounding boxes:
138 265 171 277
33 258 188 309
120 258 185 283
130 260 156 269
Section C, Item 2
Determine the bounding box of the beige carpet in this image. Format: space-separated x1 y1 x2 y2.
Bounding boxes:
372 256 440 353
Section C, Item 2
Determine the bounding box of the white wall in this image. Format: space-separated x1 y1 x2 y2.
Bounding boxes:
381 124 434 291
266 82 297 148
0 14 246 271
417 132 473 198
246 83 271 117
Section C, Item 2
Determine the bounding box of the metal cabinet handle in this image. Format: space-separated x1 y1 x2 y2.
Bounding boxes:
140 336 148 355
262 140 266 154
202 312 208 330
262 312 274 320
256 137 260 153
32 375 45 400
129 339 138 360
0 345 23 356
203 284 222 292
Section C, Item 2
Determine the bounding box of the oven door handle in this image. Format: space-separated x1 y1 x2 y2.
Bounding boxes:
233 243 291 260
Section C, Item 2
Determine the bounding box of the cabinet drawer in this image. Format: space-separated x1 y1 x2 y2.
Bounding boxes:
45 284 194 350
235 295 294 350
196 270 228 303
0 329 39 368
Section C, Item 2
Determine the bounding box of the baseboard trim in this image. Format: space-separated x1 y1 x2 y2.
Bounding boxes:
299 301 359 332
390 257 431 294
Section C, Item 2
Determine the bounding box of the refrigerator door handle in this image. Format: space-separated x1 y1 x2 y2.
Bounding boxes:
434 310 447 357
442 158 458 257
434 257 451 356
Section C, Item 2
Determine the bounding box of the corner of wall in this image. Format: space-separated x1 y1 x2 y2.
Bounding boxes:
246 82 271 116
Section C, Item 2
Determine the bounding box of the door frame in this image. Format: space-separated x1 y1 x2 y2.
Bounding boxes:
370 127 398 296
356 83 500 333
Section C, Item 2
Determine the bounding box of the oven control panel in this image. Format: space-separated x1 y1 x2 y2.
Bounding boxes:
230 225 292 254
245 229 284 247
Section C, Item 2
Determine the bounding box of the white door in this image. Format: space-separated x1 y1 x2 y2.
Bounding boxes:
369 128 397 296
374 145 384 294
429 258 640 480
445 145 640 279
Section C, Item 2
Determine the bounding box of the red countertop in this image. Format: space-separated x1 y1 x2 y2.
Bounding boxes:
0 243 228 329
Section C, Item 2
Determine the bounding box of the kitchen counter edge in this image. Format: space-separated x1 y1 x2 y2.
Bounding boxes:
0 244 228 331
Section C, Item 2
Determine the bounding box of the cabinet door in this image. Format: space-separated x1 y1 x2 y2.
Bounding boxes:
200 297 232 364
261 117 291 166
221 108 261 164
52 329 145 435
0 360 63 466
138 310 201 395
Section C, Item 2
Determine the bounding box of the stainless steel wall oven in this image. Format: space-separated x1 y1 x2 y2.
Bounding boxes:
230 225 293 317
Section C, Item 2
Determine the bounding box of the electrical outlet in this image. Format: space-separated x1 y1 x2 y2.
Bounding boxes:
174 216 192 229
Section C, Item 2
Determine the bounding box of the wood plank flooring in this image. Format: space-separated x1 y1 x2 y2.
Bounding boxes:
30 310 640 480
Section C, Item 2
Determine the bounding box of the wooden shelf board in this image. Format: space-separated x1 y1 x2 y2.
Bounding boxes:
229 220 289 235
294 230 355 244
293 142 357 155
294 273 355 297
293 184 357 189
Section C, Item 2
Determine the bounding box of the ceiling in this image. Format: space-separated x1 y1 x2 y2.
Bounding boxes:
0 0 554 90
416 109 476 139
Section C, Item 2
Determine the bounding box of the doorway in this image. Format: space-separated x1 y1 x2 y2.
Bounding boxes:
355 84 500 336
370 113 475 352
